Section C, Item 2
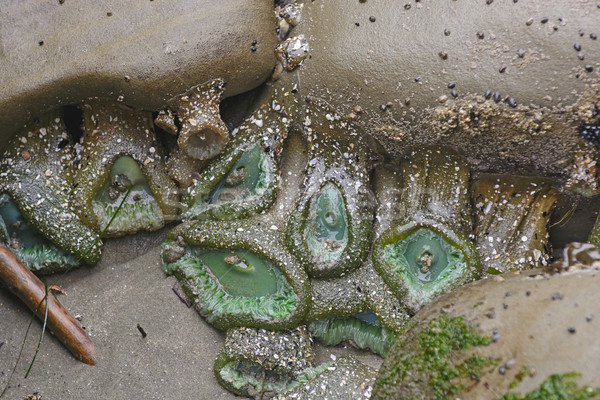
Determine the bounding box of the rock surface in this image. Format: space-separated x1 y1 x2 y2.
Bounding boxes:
374 265 600 399
0 0 276 141
295 0 600 180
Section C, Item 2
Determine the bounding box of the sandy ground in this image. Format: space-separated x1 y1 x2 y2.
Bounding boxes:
0 228 381 400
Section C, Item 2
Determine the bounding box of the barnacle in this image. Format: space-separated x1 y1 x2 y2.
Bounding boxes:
372 147 481 314
0 110 101 271
214 326 314 399
472 174 559 276
155 79 229 161
286 98 375 278
182 81 298 221
308 310 396 357
161 219 310 330
71 100 179 237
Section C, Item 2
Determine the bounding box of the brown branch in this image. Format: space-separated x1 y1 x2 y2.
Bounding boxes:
0 245 96 365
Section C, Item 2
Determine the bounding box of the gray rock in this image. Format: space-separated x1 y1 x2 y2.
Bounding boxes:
374 264 600 399
0 0 276 141
294 0 600 180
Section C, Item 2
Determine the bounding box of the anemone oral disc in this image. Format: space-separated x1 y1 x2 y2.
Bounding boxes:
383 228 466 305
206 143 269 205
197 249 281 297
93 156 164 235
305 182 349 264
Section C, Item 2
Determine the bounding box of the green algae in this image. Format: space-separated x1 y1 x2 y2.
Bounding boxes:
499 372 600 400
373 314 498 400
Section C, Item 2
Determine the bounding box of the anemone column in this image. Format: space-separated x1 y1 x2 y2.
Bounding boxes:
71 100 179 237
286 98 375 279
372 147 481 314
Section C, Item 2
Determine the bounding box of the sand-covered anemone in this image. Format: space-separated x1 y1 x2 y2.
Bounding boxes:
472 174 559 276
306 261 410 333
0 110 101 272
161 219 310 331
213 326 316 399
0 195 78 273
372 147 481 314
286 98 375 279
155 79 229 161
182 81 298 221
71 100 179 237
276 355 377 400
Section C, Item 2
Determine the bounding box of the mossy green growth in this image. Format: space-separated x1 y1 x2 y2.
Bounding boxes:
162 220 311 330
499 372 600 400
373 314 498 400
309 310 396 357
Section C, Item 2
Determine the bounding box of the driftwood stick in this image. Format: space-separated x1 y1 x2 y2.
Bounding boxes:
0 245 96 365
